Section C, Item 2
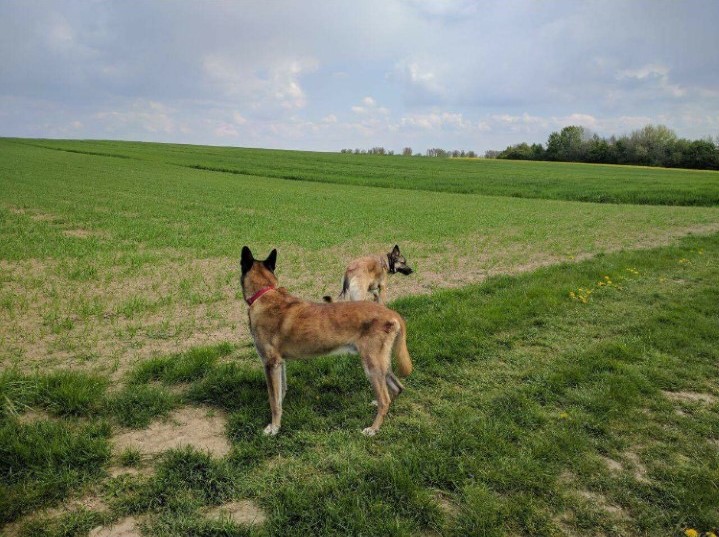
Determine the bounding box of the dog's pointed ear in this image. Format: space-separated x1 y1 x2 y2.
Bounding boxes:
263 249 277 273
241 246 254 274
392 244 400 256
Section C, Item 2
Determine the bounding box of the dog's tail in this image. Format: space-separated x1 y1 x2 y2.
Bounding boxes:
323 275 350 303
392 315 413 377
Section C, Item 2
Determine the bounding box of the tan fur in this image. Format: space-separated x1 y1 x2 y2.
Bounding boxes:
328 245 413 304
344 255 390 302
241 247 413 436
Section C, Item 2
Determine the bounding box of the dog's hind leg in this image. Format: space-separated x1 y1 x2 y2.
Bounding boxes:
385 372 404 401
370 372 402 406
263 355 285 436
280 361 287 402
360 330 397 436
363 363 391 436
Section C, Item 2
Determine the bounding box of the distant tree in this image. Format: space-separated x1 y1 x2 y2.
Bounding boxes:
546 125 586 161
586 135 611 163
484 150 501 159
402 147 413 156
626 125 677 166
497 143 533 160
481 123 719 170
530 143 545 160
675 139 719 169
467 150 477 158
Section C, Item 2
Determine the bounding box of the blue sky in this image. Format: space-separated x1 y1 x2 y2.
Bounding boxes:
1 0 718 153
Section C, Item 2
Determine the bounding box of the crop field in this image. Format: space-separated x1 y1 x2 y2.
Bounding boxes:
1 138 719 536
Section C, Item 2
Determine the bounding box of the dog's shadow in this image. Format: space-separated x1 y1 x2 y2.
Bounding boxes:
187 356 372 445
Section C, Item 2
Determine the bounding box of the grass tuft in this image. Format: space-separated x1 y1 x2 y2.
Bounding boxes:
130 343 234 385
0 418 111 524
106 384 177 428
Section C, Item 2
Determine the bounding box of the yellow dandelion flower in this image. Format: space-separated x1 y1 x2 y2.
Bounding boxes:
684 529 699 537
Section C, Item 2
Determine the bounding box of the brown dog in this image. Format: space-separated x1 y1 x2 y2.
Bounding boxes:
241 246 413 436
324 244 413 304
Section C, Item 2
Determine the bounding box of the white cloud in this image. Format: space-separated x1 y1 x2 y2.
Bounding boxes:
351 97 389 116
617 63 686 98
94 100 179 134
400 111 470 130
202 55 318 112
392 59 447 101
214 123 239 137
1 1 718 151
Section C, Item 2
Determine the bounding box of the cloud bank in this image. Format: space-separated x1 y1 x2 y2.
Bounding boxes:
1 0 717 152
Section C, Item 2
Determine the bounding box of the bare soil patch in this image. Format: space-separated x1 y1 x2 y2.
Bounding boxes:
108 466 154 478
112 406 230 458
89 516 141 537
600 455 623 473
575 489 627 519
62 228 103 238
431 490 459 520
15 409 54 424
623 451 650 483
662 390 717 404
203 500 267 526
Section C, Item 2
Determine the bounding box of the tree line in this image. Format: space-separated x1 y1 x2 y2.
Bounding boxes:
487 125 719 170
340 147 478 158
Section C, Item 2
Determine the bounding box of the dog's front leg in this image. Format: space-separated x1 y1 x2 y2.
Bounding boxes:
263 357 285 436
377 285 386 305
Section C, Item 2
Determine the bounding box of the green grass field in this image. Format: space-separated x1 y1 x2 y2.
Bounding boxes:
7 137 719 205
1 138 718 536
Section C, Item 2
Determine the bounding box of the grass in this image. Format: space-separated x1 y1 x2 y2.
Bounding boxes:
2 138 719 374
106 384 177 428
1 138 718 535
2 232 717 536
128 344 234 386
0 370 108 419
0 419 111 524
7 137 719 206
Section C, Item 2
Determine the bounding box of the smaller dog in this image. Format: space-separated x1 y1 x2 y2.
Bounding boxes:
324 245 413 304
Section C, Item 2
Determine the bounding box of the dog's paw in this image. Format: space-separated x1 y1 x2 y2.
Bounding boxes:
263 424 280 436
362 426 377 437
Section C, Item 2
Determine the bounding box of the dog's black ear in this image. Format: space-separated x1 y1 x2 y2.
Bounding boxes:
241 246 254 274
263 249 277 273
392 244 400 256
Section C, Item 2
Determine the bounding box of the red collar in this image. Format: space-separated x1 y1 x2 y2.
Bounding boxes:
246 285 275 306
